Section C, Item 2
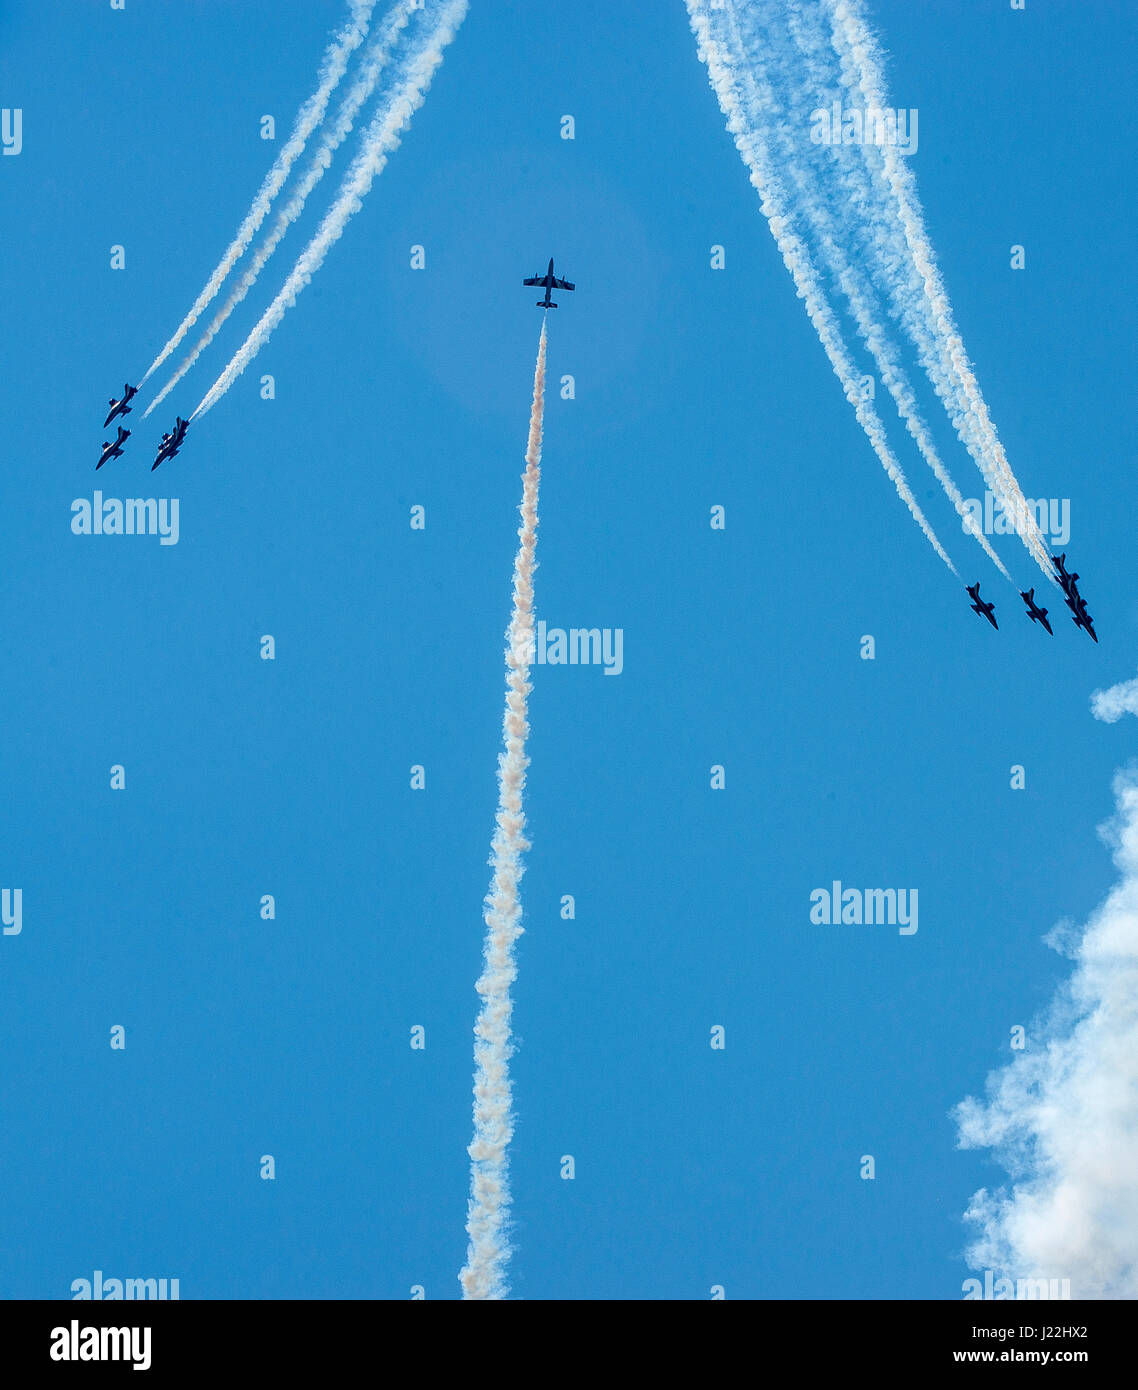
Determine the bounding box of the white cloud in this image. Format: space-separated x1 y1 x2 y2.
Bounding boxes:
954 768 1138 1298
1091 672 1138 723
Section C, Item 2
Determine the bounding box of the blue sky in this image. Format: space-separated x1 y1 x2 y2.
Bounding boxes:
0 0 1135 1300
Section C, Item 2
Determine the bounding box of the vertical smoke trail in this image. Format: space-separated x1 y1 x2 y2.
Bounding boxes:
192 0 469 421
144 0 418 418
460 322 546 1303
686 0 957 574
822 0 1055 580
727 2 1010 579
141 0 377 386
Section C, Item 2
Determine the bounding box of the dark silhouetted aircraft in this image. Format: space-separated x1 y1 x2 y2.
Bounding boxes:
523 257 575 309
104 384 139 429
1020 588 1053 635
1067 593 1098 643
152 416 189 471
96 425 130 470
1053 553 1096 634
1051 553 1080 597
1073 611 1098 643
967 582 998 630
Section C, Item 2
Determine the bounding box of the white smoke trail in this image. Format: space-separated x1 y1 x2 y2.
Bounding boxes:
729 2 1010 579
459 322 546 1302
686 0 956 574
140 0 377 386
823 0 1054 580
144 0 418 418
954 764 1138 1299
192 0 468 421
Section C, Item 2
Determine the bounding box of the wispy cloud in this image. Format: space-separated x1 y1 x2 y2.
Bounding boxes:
1091 673 1138 724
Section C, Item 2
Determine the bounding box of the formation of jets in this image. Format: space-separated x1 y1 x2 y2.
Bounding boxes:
94 383 189 471
508 253 1104 651
966 554 1098 642
95 258 574 472
523 257 575 310
97 268 1101 651
1051 553 1098 642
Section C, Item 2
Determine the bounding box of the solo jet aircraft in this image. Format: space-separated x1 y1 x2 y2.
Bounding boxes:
96 426 130 470
967 582 998 630
1020 588 1053 635
523 257 575 309
152 416 189 471
103 384 139 429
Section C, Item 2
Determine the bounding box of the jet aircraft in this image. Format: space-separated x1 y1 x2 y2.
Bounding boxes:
152 416 189 471
1020 588 1053 635
104 384 139 429
1066 593 1098 642
96 426 130 470
1051 553 1081 597
523 257 575 309
967 582 998 630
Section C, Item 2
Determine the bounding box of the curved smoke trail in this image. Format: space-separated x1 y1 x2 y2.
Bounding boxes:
746 2 1011 580
192 0 469 421
823 0 1054 580
460 322 546 1302
141 0 377 386
144 0 418 418
686 0 956 574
